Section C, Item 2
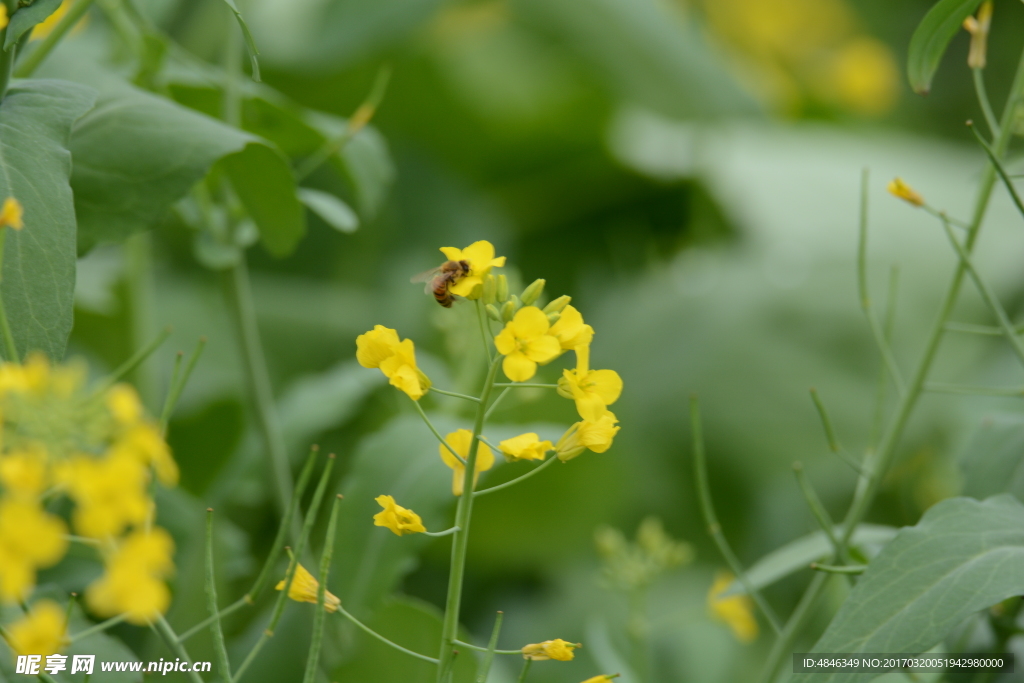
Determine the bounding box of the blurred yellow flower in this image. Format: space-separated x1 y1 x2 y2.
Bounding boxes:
0 197 22 230
438 240 506 299
86 528 175 624
826 37 899 116
521 638 580 661
557 346 622 421
356 325 431 400
548 305 593 350
0 500 68 602
887 178 924 207
374 495 426 535
31 1 85 41
555 412 621 462
106 384 143 424
109 423 179 486
440 429 494 496
494 307 561 382
275 562 340 612
0 6 7 32
708 571 758 643
579 676 620 683
498 433 552 462
0 445 50 498
59 453 150 539
7 600 65 656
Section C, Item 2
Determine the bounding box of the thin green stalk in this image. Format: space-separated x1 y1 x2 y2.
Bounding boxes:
0 625 57 683
437 356 502 682
0 229 18 362
968 122 1024 219
924 383 1024 397
483 387 511 420
517 659 532 683
160 337 207 430
972 69 999 139
430 387 481 402
205 509 231 681
493 383 557 388
477 612 505 683
871 267 900 447
152 615 205 683
944 321 1024 336
161 351 183 424
0 21 15 99
809 388 841 452
424 526 460 537
691 395 781 634
412 398 466 465
475 300 493 363
756 572 829 683
176 598 247 644
303 495 342 683
124 231 159 407
810 563 866 575
69 613 128 643
858 168 906 397
94 327 171 393
336 605 439 663
231 454 335 682
474 456 558 497
454 639 519 655
792 462 846 563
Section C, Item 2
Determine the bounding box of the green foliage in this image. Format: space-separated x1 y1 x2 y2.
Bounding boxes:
960 415 1024 502
298 188 359 234
907 0 985 94
0 79 95 360
794 496 1024 683
4 0 63 51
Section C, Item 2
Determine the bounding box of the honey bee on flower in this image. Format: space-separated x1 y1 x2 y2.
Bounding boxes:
411 240 506 306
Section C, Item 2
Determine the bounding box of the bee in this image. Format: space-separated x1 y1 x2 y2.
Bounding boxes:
411 259 470 307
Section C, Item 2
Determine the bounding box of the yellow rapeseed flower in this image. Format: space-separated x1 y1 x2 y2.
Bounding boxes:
86 528 175 624
826 37 899 117
579 676 620 683
439 429 494 496
557 346 622 421
108 423 179 486
58 453 150 538
708 571 759 643
521 638 580 661
548 305 593 350
0 444 50 498
0 500 68 602
887 178 924 207
374 495 426 535
0 6 7 32
6 600 66 656
438 240 506 299
275 562 341 612
106 384 143 424
555 412 621 462
494 307 561 382
0 197 22 230
356 325 431 400
498 433 552 462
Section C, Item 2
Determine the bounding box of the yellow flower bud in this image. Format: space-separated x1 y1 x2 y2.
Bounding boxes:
275 563 341 612
485 304 502 321
963 1 993 70
521 639 580 661
887 178 924 207
496 273 509 302
0 197 24 230
498 433 553 462
0 7 8 33
482 274 497 304
543 295 571 314
579 676 620 683
708 571 758 643
520 278 545 306
373 495 426 536
500 300 516 323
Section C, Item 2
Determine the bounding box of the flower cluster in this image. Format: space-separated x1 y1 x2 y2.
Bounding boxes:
0 354 179 645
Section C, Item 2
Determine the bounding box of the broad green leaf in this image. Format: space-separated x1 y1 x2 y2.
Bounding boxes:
332 596 477 683
0 79 95 361
298 188 359 233
907 0 984 94
219 0 262 82
721 525 898 597
277 360 383 449
793 495 1024 683
960 415 1024 502
5 0 63 50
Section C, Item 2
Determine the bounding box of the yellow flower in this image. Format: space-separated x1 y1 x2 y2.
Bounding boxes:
826 37 899 117
438 240 506 299
59 453 150 538
86 528 175 625
6 600 66 656
494 307 561 382
275 562 341 612
0 6 7 32
32 1 67 39
548 305 593 350
708 571 758 643
555 412 621 462
356 325 431 400
498 433 553 462
108 423 178 486
374 495 426 535
887 178 924 207
0 500 68 602
0 444 50 498
580 676 620 683
0 197 22 230
439 429 494 496
521 638 580 661
963 1 993 69
107 384 143 424
557 346 622 421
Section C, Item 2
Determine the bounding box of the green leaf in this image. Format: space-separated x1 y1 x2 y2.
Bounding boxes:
298 188 359 233
277 360 383 449
960 415 1024 502
4 0 63 51
907 0 984 95
793 495 1024 683
0 79 95 361
219 0 261 81
721 525 898 597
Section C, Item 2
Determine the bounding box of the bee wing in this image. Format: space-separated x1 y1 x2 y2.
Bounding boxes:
410 266 441 284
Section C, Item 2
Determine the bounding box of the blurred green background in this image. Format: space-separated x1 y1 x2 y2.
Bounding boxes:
45 0 1024 680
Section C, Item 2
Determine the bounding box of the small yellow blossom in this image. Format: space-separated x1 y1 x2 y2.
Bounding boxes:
887 178 924 207
557 346 622 421
0 499 68 602
548 305 593 350
521 638 580 661
0 197 22 230
708 571 759 643
275 562 341 612
439 429 494 496
438 240 506 299
0 444 50 497
963 1 993 69
374 495 426 535
498 433 553 462
86 529 175 624
555 412 621 462
494 307 561 382
579 676 620 683
826 37 899 117
58 453 150 538
108 423 178 486
356 325 431 400
106 384 143 424
0 6 7 32
6 600 66 656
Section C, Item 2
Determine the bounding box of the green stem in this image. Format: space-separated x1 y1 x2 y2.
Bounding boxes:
483 387 511 420
493 383 557 388
870 267 900 448
944 321 1024 336
412 398 466 465
792 463 846 563
437 356 502 682
0 23 14 99
159 337 207 431
152 615 205 683
303 495 342 683
967 122 1024 220
477 612 505 683
924 383 1024 397
809 388 841 452
474 456 558 497
94 326 171 394
972 69 999 139
14 0 97 77
423 526 460 538
0 228 18 362
176 598 247 644
125 231 159 407
69 614 128 643
336 605 439 663
430 387 481 402
756 572 829 683
205 509 231 681
453 639 519 655
517 659 532 683
692 395 781 634
810 563 866 575
475 300 493 363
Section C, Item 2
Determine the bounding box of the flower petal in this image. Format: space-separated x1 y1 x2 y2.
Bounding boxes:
502 352 537 382
494 327 517 356
448 275 481 298
588 370 623 405
510 306 550 338
524 334 562 364
440 246 463 260
461 240 495 266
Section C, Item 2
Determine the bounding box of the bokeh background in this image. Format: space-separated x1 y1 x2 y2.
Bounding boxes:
53 0 1024 680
